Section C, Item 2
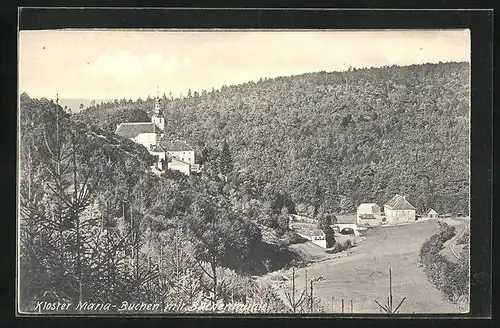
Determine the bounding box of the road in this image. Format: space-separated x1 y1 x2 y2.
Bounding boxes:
261 220 463 314
444 218 470 260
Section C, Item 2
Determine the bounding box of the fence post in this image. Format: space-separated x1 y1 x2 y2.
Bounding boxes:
310 280 314 313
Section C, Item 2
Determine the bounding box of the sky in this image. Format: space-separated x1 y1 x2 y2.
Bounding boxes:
19 29 470 100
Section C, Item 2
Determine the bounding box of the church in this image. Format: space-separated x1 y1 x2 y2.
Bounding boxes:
115 89 200 176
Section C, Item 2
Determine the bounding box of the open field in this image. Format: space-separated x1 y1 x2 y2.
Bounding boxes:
262 220 468 314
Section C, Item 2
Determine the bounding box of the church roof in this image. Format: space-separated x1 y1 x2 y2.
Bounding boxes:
161 139 194 151
150 144 166 153
384 194 415 210
115 122 157 138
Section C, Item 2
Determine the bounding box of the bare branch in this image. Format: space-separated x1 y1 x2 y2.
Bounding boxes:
393 297 407 313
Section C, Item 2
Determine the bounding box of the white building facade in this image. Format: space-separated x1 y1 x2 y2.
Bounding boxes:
383 194 416 224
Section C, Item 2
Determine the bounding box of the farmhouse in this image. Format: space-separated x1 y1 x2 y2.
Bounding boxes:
356 203 383 227
383 194 416 224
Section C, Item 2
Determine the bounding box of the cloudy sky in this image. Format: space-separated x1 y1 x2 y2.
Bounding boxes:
19 29 470 100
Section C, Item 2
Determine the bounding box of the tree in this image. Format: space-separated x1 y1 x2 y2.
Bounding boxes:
284 268 307 313
184 189 228 304
217 140 234 177
20 97 104 306
201 146 218 166
375 269 407 314
339 195 355 214
19 95 162 311
317 211 336 248
323 226 336 248
276 207 290 236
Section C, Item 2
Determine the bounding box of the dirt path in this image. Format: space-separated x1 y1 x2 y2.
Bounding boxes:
260 220 463 314
447 219 469 259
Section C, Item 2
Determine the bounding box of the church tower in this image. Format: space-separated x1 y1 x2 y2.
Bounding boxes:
151 85 165 132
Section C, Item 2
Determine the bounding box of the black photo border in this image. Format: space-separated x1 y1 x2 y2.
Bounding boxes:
2 6 494 328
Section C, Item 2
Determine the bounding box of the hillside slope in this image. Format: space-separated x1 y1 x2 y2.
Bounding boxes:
77 62 470 215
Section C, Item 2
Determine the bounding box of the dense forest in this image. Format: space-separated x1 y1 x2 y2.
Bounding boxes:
19 61 470 313
76 61 470 216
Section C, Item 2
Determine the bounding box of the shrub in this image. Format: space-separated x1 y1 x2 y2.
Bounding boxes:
420 223 457 261
419 234 443 259
325 239 353 254
282 232 308 245
323 226 336 248
420 225 469 306
438 222 456 242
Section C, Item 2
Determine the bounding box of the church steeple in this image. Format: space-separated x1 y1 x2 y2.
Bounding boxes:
154 85 161 114
152 85 164 132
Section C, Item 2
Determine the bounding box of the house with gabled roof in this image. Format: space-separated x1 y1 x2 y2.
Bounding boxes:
161 139 196 165
427 208 438 219
383 194 416 224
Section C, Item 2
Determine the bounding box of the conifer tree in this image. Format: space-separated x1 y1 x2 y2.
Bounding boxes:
218 140 234 177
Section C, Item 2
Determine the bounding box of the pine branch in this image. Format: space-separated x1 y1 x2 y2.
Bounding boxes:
194 257 214 280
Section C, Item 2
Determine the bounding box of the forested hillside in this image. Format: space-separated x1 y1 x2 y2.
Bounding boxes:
19 94 290 312
18 61 470 312
77 62 470 216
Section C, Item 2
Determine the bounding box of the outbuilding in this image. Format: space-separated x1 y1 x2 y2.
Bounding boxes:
427 208 438 219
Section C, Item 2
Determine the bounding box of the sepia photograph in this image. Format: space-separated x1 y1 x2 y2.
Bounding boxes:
18 28 471 315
